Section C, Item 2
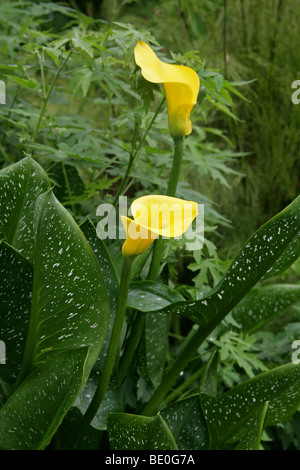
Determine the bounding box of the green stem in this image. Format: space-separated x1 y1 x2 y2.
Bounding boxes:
166 136 184 197
147 135 184 280
223 0 228 79
146 238 165 281
113 96 165 207
118 136 185 381
38 51 46 100
32 50 72 142
141 327 207 416
80 255 134 428
164 362 205 406
61 162 76 216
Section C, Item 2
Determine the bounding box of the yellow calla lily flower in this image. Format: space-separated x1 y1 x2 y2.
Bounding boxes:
121 215 159 257
121 195 198 257
134 41 200 138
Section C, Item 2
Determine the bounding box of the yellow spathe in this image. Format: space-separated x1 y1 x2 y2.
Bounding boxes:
121 195 198 257
121 216 159 257
134 41 200 138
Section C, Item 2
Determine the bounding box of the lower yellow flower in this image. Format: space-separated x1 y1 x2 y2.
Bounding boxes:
121 195 198 257
121 216 159 257
134 41 200 138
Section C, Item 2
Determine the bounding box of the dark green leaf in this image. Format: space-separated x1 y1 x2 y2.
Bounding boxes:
127 281 184 312
232 284 300 334
234 402 269 450
0 157 50 262
201 362 300 449
107 413 178 450
161 395 209 450
159 197 300 336
263 236 300 280
19 189 110 380
0 348 89 450
138 313 170 388
0 242 32 385
76 219 122 429
0 158 110 385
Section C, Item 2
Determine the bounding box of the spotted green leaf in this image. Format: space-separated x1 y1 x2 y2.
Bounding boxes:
127 281 184 312
159 196 300 334
232 284 300 334
262 235 300 280
0 157 110 385
0 242 32 386
234 401 269 450
0 348 89 450
161 395 209 450
0 157 50 262
75 219 122 430
126 281 182 390
107 412 178 450
138 312 170 388
17 189 109 382
201 362 300 449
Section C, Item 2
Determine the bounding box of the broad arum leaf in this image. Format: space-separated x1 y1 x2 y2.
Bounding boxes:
0 348 89 450
201 362 300 449
232 284 300 334
161 395 209 450
159 196 300 336
0 157 50 262
0 242 32 386
0 158 110 385
107 412 178 450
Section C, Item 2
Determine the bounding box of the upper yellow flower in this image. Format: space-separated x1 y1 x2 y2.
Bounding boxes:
121 195 198 257
134 41 200 138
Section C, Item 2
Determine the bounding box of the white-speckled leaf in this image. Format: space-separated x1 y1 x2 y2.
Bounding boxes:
107 412 178 450
234 401 269 450
75 219 123 430
0 242 32 386
0 157 110 386
201 362 300 449
126 281 184 390
0 157 50 262
161 396 209 450
159 196 300 336
232 284 300 334
18 189 110 380
262 235 300 280
127 281 184 312
0 348 88 450
138 312 170 388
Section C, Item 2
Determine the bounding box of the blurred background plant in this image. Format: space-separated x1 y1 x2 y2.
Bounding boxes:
0 0 299 450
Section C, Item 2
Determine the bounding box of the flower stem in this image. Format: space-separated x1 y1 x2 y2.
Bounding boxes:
112 96 165 207
32 50 72 142
141 326 207 416
147 135 184 280
163 361 205 406
118 136 185 382
166 136 184 197
80 255 134 428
